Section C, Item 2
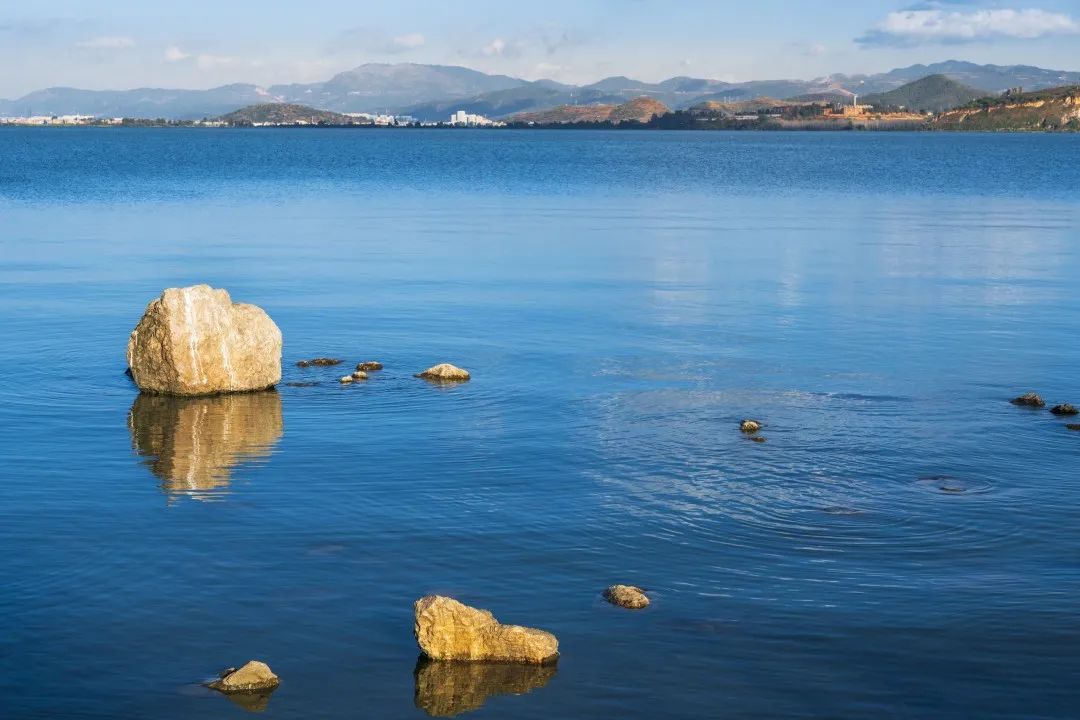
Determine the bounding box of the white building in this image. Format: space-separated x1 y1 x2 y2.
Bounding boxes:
447 110 504 127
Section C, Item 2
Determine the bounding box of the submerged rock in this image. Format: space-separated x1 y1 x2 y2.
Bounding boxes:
603 584 650 609
1050 403 1078 416
749 436 767 443
740 419 762 433
414 595 558 664
1066 424 1080 431
1010 392 1045 407
357 361 384 371
127 285 281 396
414 658 556 717
207 660 280 693
416 363 471 382
297 358 342 367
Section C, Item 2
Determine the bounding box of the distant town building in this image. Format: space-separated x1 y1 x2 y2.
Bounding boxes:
447 110 504 127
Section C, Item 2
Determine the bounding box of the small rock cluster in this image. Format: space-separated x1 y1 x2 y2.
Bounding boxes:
296 357 342 367
1010 392 1079 428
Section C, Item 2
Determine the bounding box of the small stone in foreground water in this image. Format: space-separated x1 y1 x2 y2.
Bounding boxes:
740 419 761 433
207 660 280 693
1050 403 1078 416
603 584 650 609
339 375 354 384
1010 392 1045 407
351 371 368 380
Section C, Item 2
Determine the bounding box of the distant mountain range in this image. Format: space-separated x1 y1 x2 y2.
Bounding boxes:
2 60 1078 121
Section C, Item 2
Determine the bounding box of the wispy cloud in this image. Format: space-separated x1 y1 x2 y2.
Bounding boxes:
391 32 425 50
76 35 135 49
858 7 1080 46
164 45 190 62
326 26 427 55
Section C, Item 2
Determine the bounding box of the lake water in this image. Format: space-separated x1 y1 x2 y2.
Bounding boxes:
1 128 1078 719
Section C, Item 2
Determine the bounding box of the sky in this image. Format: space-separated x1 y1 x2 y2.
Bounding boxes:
2 0 1080 97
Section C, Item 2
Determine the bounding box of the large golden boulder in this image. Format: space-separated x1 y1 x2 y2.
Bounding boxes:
127 285 281 395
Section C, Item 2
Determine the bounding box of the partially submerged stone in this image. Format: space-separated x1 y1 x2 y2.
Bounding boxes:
414 658 556 717
416 364 471 382
740 419 761 433
749 436 767 443
1066 424 1080 431
297 357 342 367
339 375 354 384
414 595 557 664
603 584 650 609
357 361 384 371
1010 392 1045 407
1050 403 1078 416
127 285 281 396
207 660 280 693
351 370 369 380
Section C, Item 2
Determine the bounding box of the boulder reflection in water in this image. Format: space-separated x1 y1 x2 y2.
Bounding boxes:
127 391 283 500
413 658 556 717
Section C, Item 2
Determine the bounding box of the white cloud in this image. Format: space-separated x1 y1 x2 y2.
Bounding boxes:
76 36 135 49
482 38 507 56
859 8 1080 45
195 54 235 70
164 45 190 62
392 32 425 50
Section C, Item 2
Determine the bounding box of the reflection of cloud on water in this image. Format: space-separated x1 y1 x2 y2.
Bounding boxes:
127 391 283 501
413 659 556 717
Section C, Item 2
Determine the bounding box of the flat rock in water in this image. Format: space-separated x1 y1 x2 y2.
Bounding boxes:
1050 403 1078 416
127 285 281 396
297 358 342 367
413 595 557 664
416 363 471 382
357 361 383 371
1010 392 1045 407
603 584 650 609
207 660 280 693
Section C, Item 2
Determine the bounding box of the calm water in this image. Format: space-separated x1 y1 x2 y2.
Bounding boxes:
1 128 1078 719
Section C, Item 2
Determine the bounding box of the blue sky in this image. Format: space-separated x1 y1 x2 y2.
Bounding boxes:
2 0 1080 96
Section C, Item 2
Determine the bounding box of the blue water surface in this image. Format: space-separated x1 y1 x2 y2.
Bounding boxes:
1 128 1078 719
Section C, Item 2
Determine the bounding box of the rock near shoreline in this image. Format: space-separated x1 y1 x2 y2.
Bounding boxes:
127 285 281 396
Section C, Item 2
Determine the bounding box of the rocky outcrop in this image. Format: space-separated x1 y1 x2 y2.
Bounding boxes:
297 358 342 367
127 391 283 498
416 364 471 382
740 419 762 433
357 361 384 371
414 595 558 664
414 659 556 717
603 585 650 609
1010 392 1045 407
207 660 280 693
1050 403 1078 416
127 285 281 396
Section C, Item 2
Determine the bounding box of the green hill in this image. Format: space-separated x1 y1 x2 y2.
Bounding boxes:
217 103 367 125
863 75 985 112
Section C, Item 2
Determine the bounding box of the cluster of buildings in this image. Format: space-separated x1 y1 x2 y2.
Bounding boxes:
447 110 504 127
0 114 119 126
343 112 418 126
